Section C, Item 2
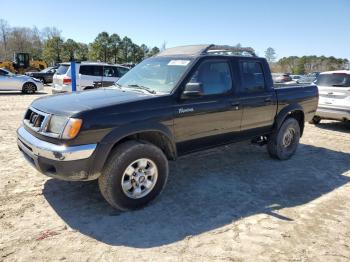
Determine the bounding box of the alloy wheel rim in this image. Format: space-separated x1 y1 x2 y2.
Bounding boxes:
121 158 158 199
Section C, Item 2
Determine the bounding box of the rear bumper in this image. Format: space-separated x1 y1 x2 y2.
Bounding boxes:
316 106 350 121
17 126 99 181
52 83 71 93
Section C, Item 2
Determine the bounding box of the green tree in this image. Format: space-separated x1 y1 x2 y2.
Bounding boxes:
43 36 64 64
120 36 133 62
76 43 89 61
62 38 79 61
110 33 121 63
148 46 160 57
295 56 306 74
89 32 111 62
265 47 276 63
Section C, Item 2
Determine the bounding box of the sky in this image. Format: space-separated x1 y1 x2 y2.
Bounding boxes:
1 0 350 60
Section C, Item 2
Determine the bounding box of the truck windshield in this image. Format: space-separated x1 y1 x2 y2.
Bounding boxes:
116 57 192 93
316 74 350 87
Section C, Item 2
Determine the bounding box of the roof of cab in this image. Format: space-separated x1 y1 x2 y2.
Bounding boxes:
156 44 257 58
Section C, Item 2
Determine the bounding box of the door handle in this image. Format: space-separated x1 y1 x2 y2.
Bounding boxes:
264 98 272 102
231 102 240 110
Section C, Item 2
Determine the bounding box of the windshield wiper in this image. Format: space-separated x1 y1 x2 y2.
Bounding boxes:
126 84 156 94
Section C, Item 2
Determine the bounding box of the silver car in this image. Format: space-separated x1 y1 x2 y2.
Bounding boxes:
0 68 44 94
310 70 350 124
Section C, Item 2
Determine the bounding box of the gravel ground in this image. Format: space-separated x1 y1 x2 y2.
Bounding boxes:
0 87 350 262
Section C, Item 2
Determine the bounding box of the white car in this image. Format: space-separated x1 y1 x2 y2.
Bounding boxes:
310 70 350 124
52 62 130 93
290 74 302 82
0 68 44 94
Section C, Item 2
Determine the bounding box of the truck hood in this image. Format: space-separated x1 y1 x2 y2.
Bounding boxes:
31 88 153 116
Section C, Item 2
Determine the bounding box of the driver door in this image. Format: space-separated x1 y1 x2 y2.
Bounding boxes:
174 58 243 154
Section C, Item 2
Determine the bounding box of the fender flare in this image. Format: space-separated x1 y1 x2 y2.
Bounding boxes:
90 121 176 175
274 104 304 131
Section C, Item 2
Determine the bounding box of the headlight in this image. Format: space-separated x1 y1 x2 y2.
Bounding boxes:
47 115 68 134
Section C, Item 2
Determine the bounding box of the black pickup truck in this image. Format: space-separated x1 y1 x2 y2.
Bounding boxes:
17 45 318 210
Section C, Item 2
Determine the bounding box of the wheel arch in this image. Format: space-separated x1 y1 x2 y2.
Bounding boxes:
22 81 37 91
274 104 305 136
90 122 176 176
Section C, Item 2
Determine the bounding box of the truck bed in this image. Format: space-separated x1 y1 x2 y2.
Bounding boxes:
274 84 319 123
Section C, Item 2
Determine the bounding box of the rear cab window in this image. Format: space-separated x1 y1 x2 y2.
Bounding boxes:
239 61 266 93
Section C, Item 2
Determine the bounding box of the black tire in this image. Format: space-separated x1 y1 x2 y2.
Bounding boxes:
309 116 321 125
267 118 300 160
98 140 169 211
22 82 36 94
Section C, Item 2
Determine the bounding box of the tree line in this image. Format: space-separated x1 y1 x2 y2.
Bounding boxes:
0 19 160 65
265 47 349 74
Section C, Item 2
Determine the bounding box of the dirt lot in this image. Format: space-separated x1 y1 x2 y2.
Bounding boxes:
0 87 349 262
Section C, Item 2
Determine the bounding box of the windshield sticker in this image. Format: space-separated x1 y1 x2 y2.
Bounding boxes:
168 60 190 66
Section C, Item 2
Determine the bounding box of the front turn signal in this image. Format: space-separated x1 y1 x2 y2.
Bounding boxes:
62 118 83 139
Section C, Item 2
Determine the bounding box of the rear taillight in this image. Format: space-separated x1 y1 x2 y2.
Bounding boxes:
63 77 71 85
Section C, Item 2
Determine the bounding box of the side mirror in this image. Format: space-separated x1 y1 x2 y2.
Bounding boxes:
182 82 203 99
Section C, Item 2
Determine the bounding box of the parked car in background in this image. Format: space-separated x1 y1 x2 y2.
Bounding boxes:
310 70 350 124
290 74 302 82
0 68 43 94
25 66 58 84
17 44 318 210
297 72 320 84
274 73 292 83
52 62 130 93
121 63 136 69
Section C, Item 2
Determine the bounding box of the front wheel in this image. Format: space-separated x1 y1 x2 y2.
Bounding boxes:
22 82 36 94
267 118 301 160
98 140 169 211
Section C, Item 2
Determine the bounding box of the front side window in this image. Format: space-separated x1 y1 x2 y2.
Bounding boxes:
188 60 232 95
117 57 192 93
103 66 119 77
240 61 265 93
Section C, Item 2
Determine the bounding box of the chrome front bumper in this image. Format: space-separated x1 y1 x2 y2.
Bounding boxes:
17 126 96 161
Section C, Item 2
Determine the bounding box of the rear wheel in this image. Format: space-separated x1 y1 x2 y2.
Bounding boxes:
309 116 321 125
98 140 169 211
267 118 300 160
22 82 36 94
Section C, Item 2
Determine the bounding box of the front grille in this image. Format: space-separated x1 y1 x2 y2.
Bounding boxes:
23 107 50 132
